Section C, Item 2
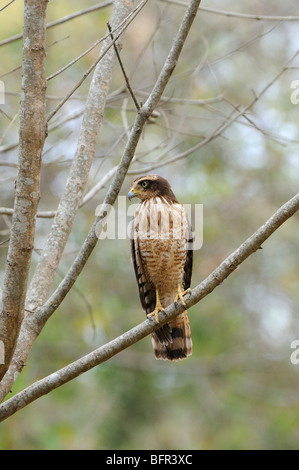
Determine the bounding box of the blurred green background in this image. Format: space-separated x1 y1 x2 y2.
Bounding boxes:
0 0 299 450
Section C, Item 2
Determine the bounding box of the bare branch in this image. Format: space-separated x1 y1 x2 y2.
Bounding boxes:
0 1 113 48
32 0 203 327
0 0 16 13
132 50 299 172
24 0 134 317
1 47 296 221
0 0 203 401
0 111 20 146
0 192 298 420
47 0 148 122
0 0 48 381
0 0 135 399
46 36 105 82
46 4 147 83
107 22 140 111
162 0 299 21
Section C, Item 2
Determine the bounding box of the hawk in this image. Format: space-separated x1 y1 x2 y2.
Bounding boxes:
128 175 193 360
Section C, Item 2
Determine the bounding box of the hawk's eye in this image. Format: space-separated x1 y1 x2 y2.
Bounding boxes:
141 181 148 188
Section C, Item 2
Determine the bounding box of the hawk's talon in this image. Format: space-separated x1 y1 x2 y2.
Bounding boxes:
147 306 164 324
147 290 164 324
174 286 191 308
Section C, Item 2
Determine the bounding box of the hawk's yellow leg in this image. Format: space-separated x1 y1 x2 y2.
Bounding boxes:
174 285 191 307
147 290 164 324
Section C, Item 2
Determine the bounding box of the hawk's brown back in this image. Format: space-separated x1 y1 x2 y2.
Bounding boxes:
131 195 193 360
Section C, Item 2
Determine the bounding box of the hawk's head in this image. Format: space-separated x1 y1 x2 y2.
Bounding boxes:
128 174 178 203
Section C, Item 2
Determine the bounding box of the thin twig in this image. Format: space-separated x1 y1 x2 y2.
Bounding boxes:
107 22 140 111
161 0 299 21
0 0 48 382
0 111 20 146
47 0 148 122
0 1 113 47
1 48 297 221
0 0 16 12
46 36 104 82
2 47 296 221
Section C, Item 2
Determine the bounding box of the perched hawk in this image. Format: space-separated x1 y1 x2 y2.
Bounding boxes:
128 175 193 360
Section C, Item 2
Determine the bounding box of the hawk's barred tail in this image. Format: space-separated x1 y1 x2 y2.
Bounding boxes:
151 311 192 361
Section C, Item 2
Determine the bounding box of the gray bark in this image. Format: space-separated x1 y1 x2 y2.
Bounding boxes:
0 0 48 380
0 0 134 396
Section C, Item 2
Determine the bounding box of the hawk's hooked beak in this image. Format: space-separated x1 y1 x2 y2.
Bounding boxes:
128 188 137 200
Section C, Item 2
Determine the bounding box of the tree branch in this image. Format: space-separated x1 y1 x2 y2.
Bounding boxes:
0 0 48 381
162 0 299 21
31 0 203 328
0 0 203 401
107 22 140 111
0 0 134 397
0 192 298 421
0 1 113 48
46 0 148 122
27 0 134 313
0 0 16 12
